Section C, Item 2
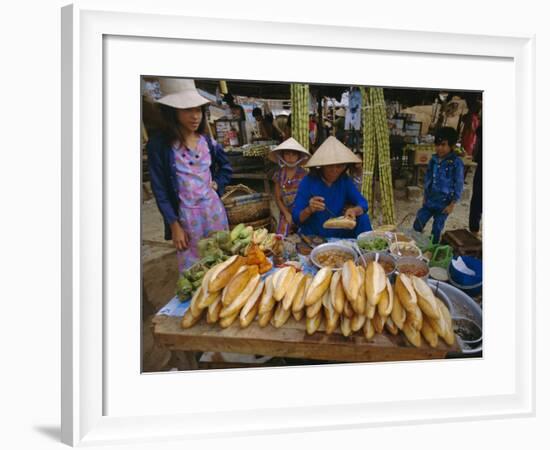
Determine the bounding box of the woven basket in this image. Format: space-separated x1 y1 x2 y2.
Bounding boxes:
222 184 271 225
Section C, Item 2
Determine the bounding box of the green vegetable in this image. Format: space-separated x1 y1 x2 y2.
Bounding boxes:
176 277 193 301
230 223 245 241
358 237 389 252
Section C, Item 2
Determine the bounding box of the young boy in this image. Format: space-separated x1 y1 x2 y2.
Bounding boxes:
413 127 464 243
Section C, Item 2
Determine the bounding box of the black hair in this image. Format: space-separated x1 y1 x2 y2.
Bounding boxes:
265 112 274 124
252 107 263 118
435 126 458 147
159 104 208 144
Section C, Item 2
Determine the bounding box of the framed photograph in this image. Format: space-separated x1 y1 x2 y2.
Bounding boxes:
61 2 535 447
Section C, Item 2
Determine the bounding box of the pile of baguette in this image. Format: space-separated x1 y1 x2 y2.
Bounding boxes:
181 256 455 348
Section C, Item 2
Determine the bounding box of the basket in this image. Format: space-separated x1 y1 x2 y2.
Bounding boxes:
428 245 453 270
222 184 271 225
237 216 275 232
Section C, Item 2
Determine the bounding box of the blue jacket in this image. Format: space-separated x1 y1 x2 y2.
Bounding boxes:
292 173 369 237
424 152 464 205
147 132 233 240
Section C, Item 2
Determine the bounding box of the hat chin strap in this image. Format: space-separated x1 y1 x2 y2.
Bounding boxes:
278 156 306 168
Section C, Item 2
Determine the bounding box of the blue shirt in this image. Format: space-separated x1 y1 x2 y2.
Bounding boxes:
424 152 464 205
292 174 369 237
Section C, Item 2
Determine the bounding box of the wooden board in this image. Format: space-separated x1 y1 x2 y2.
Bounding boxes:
152 315 460 363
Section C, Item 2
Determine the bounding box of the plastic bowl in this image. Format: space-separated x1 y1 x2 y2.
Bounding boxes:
448 256 482 297
310 243 358 271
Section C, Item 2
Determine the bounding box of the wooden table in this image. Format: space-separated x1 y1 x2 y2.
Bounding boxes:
153 315 460 364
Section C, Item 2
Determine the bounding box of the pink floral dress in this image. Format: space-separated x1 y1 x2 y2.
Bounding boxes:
173 136 229 272
272 166 307 236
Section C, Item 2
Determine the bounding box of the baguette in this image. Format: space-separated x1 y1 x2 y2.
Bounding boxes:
306 311 322 335
283 271 305 310
221 265 256 306
351 314 366 332
197 289 222 309
435 297 455 346
206 295 223 324
181 306 203 329
405 303 423 331
219 311 239 328
411 275 440 319
305 267 332 306
343 300 354 319
377 278 394 317
391 291 407 330
258 308 275 328
240 300 259 328
354 266 367 315
271 301 291 328
306 298 323 318
323 290 339 334
342 260 360 304
385 316 399 335
293 274 312 313
190 286 205 317
258 274 275 315
273 266 296 302
365 261 386 307
373 311 386 334
240 279 265 319
220 273 260 318
340 316 352 337
363 318 375 340
292 309 304 322
330 270 345 314
421 319 439 347
208 255 246 292
366 302 376 319
394 273 418 313
402 322 422 347
323 216 356 229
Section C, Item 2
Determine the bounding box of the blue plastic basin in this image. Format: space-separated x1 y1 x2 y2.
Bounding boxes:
448 256 482 297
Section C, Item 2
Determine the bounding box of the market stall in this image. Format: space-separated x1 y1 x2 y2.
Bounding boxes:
151 225 482 368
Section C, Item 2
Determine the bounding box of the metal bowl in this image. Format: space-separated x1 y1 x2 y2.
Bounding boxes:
395 256 430 280
452 316 482 346
389 241 422 259
310 243 358 271
356 231 391 253
361 252 397 277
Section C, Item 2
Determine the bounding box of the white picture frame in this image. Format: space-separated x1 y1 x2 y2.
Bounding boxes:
61 2 535 447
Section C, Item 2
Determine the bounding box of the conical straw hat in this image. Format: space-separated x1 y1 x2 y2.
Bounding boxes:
268 137 310 163
156 78 210 109
304 136 361 167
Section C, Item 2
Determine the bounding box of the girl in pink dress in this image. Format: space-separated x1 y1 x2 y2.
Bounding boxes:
268 138 310 236
148 79 232 272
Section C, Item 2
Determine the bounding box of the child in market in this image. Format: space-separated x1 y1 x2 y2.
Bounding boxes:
269 138 310 236
148 78 232 273
413 127 464 243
